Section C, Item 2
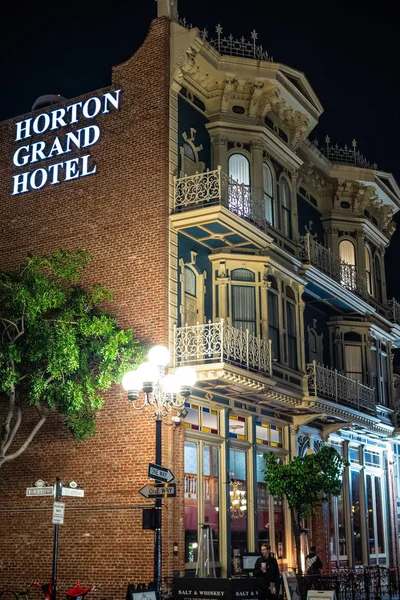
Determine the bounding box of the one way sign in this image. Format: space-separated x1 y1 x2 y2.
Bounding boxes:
139 484 177 499
148 463 174 483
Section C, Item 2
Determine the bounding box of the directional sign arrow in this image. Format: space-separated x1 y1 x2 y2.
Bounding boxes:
148 463 174 483
139 483 177 499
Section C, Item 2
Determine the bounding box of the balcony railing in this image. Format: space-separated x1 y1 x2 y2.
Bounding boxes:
173 319 272 377
299 234 367 299
307 361 375 413
173 167 268 233
388 298 400 325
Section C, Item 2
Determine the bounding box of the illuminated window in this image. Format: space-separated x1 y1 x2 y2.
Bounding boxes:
183 403 219 434
229 414 246 440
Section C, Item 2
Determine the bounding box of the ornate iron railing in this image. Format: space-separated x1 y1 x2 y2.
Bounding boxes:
178 20 274 62
388 298 400 325
296 567 400 600
173 319 272 377
307 361 375 412
311 136 378 170
174 167 268 233
299 234 367 299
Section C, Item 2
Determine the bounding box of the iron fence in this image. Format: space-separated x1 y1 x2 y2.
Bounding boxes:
295 567 400 600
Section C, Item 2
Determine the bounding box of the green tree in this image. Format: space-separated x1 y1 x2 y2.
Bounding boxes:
0 249 145 468
263 445 346 574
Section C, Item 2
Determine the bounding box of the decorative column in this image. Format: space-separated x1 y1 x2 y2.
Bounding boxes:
214 261 229 321
220 407 232 577
342 441 354 568
211 135 228 173
358 445 370 566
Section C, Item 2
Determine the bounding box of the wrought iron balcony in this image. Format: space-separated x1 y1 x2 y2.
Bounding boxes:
299 234 368 299
388 298 400 325
307 361 375 413
173 167 268 233
173 319 272 377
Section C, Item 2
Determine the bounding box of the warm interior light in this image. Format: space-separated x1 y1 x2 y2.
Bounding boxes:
148 345 171 367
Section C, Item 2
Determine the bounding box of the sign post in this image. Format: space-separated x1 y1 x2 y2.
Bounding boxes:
26 478 85 600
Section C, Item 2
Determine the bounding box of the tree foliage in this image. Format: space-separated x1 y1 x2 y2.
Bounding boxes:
0 249 146 468
263 446 347 573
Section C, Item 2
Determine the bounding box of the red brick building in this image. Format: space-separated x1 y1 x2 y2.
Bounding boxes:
1 0 400 595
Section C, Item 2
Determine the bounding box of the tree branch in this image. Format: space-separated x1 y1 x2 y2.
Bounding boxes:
0 415 47 467
0 385 16 458
3 404 22 453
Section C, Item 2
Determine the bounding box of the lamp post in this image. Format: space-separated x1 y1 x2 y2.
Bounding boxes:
122 345 196 599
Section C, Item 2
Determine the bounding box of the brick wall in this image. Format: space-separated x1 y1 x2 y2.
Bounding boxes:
0 17 183 598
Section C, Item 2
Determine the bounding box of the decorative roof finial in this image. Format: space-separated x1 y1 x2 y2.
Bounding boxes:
157 0 178 20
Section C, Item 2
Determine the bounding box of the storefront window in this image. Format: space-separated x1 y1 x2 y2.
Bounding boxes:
230 448 248 554
274 497 286 558
375 477 384 554
351 470 362 564
257 451 270 547
204 444 219 561
184 441 198 563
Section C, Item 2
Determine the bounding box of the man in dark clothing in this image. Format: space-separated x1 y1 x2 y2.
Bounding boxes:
305 546 323 575
254 544 280 600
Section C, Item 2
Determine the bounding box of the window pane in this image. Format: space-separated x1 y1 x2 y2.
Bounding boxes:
274 497 286 558
185 441 198 562
204 445 219 561
337 493 346 556
268 291 280 361
339 240 356 266
351 470 362 564
230 448 248 554
375 477 385 554
257 451 270 547
375 256 382 303
229 154 250 185
365 248 372 295
231 268 255 282
367 474 375 554
264 163 274 226
229 415 246 440
287 302 297 370
232 285 256 335
184 267 196 296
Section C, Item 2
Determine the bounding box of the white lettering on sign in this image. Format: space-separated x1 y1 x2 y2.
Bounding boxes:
52 501 65 525
12 89 120 195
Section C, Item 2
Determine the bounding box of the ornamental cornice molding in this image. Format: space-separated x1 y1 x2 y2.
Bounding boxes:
334 180 396 238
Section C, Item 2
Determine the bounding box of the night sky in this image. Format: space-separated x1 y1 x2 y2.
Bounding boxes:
1 0 399 293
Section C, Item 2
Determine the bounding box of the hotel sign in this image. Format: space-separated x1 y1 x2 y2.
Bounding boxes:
12 89 121 195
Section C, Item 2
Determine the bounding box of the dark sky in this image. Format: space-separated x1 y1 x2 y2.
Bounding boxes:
1 0 399 292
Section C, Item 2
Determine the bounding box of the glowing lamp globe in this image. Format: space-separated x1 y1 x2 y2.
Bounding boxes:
122 370 142 392
148 345 171 367
161 373 180 395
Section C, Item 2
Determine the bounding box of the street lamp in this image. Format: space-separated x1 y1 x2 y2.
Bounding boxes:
122 345 196 598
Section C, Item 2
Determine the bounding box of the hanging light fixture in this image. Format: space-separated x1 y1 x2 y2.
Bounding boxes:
229 480 247 519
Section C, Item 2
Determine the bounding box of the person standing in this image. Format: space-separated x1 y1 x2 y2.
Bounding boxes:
254 544 280 600
305 546 323 575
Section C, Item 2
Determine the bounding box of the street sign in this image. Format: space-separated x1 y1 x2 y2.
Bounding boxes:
61 487 84 497
52 501 65 525
148 463 174 483
139 483 177 499
26 486 54 497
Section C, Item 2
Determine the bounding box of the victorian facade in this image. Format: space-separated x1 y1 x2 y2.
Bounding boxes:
0 1 399 593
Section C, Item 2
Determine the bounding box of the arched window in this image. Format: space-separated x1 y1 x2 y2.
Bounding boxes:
339 240 356 266
285 286 297 370
184 266 196 296
231 268 256 335
365 246 373 295
263 163 274 226
280 178 292 238
374 255 383 303
228 154 250 187
267 276 279 361
339 240 356 291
